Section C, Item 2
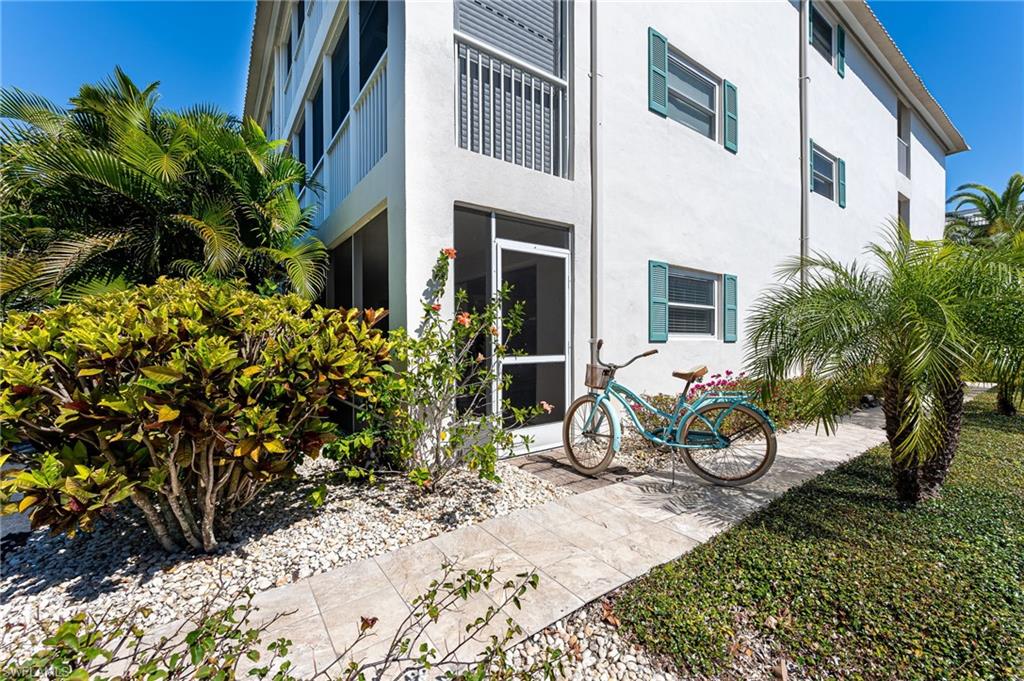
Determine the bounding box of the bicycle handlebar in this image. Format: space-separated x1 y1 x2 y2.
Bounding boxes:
594 339 658 369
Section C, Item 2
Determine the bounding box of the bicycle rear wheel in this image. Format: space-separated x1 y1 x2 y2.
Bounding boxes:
679 403 776 486
563 395 616 476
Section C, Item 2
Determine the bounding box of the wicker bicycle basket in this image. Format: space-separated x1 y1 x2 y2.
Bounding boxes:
584 364 612 389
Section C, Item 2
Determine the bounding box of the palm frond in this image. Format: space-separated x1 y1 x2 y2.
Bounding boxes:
171 200 242 276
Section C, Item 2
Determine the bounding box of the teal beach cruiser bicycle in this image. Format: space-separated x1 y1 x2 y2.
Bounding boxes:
563 340 777 486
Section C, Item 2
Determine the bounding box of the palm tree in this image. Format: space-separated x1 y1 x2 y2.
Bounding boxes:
0 68 327 311
746 223 1021 503
944 173 1024 414
945 173 1024 246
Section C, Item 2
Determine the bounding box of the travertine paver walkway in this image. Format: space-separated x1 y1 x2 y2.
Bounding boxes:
238 388 988 676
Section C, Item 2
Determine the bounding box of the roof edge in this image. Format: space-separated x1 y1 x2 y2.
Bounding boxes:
243 1 274 121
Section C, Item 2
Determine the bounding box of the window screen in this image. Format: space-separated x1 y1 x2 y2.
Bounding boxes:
359 0 388 86
311 82 324 164
666 53 717 140
331 30 350 132
295 121 306 166
667 269 717 336
811 144 835 200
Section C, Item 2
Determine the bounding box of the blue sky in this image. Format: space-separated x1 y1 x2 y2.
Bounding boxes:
1 1 255 113
2 1 1021 197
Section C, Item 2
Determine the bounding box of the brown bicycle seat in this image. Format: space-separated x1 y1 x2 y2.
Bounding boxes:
672 366 708 382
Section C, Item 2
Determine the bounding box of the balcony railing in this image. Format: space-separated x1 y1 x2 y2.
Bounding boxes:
298 54 388 227
299 159 326 225
455 33 569 178
897 137 910 178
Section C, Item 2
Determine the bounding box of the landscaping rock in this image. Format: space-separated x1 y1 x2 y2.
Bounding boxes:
0 458 568 660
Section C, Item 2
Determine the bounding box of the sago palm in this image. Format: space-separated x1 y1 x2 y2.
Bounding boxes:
945 173 1024 246
746 223 1020 503
0 68 326 311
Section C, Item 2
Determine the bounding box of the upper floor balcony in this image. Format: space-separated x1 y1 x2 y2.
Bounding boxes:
453 0 570 179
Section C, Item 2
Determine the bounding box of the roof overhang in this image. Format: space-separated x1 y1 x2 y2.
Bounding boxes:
832 0 968 155
243 1 276 121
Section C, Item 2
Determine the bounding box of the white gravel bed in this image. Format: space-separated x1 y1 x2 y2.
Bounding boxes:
509 599 680 681
0 458 568 659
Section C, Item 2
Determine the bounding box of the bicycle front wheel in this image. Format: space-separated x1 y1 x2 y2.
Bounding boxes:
563 395 616 476
680 403 776 486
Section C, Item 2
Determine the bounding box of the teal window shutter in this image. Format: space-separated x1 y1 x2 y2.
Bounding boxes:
649 261 669 342
836 26 846 77
723 80 738 153
838 157 847 207
723 274 738 343
648 28 668 116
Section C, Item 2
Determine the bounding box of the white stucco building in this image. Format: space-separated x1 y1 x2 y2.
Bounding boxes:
244 0 967 448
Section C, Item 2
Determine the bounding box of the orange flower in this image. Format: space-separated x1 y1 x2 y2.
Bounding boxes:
490 325 498 336
540 400 554 414
456 311 471 327
442 247 457 260
431 303 441 312
476 352 485 362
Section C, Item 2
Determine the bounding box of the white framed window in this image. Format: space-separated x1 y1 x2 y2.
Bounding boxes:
668 267 718 337
811 142 836 200
667 52 718 141
810 5 833 63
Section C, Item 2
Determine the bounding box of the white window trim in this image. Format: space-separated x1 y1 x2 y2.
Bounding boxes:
810 5 834 64
811 142 837 202
666 49 720 144
667 266 719 339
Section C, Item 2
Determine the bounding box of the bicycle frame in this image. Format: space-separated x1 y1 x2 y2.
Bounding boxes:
585 379 775 453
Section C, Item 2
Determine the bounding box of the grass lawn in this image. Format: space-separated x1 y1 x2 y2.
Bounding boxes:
615 392 1024 679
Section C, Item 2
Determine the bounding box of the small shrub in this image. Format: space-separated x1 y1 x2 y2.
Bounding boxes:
0 278 390 552
634 368 884 435
340 249 542 490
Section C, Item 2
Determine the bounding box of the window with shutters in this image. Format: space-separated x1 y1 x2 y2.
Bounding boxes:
667 53 717 141
811 5 833 63
811 142 836 200
668 268 717 337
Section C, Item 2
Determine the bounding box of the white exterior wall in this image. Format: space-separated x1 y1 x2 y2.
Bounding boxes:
596 1 800 395
908 116 948 239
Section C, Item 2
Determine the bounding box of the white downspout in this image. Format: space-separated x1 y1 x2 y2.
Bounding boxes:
589 0 600 364
799 0 810 284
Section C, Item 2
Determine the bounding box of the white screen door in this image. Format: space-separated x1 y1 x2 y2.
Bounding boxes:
493 238 570 452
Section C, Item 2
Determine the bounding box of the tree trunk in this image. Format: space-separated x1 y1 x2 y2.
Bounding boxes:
996 383 1017 416
130 490 180 553
885 376 964 503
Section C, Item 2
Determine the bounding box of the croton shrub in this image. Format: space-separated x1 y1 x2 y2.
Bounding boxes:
0 278 390 552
